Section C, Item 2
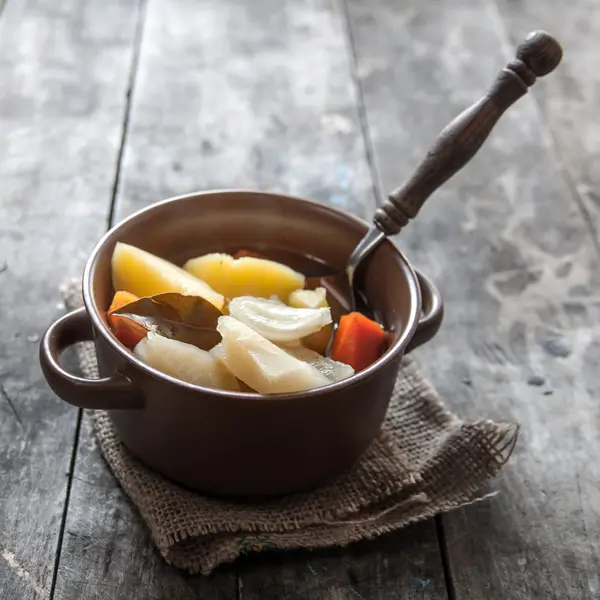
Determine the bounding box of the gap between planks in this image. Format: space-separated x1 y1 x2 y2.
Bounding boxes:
48 0 150 597
338 1 456 599
107 0 151 229
338 0 384 209
339 0 597 597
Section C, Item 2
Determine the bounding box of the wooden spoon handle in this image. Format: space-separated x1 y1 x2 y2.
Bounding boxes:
373 30 563 236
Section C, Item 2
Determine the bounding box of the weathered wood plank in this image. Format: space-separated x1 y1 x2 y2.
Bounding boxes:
55 417 238 600
240 524 447 600
58 0 448 598
494 1 600 240
0 0 142 598
346 0 600 597
113 0 374 222
46 0 238 597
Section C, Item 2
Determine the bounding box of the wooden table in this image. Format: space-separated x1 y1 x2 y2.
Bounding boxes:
2 0 599 598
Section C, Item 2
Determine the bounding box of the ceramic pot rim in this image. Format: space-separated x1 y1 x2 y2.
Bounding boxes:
82 189 422 402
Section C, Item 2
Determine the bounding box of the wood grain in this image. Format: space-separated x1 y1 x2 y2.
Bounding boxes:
113 0 374 223
0 0 142 598
8 0 596 596
46 0 236 596
56 0 448 598
495 0 600 250
54 417 238 599
239 524 447 600
346 0 600 597
375 31 562 237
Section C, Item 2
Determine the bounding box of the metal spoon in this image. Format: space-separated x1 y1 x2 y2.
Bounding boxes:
343 30 563 313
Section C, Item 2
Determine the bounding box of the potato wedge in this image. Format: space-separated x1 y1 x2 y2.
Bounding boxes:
183 253 305 301
112 242 224 310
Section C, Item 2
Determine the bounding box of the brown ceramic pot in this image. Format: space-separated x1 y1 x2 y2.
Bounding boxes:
39 190 443 497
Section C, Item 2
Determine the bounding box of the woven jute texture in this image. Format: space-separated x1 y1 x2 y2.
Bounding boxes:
62 280 519 575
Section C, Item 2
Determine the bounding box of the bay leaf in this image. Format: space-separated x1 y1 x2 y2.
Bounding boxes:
113 292 222 350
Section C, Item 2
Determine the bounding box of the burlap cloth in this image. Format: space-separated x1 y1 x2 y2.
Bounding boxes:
62 280 519 575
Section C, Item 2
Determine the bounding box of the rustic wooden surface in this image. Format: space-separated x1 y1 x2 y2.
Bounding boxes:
0 0 598 598
346 1 600 599
0 0 142 598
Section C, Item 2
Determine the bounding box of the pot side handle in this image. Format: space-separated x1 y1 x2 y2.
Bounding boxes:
406 270 444 353
39 307 144 410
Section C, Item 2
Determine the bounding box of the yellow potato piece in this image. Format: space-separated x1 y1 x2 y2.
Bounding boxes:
111 242 224 310
183 253 305 301
288 287 333 354
288 287 328 309
135 333 240 391
300 326 333 355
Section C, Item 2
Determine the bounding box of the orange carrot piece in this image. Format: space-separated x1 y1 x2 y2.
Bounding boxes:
110 317 148 349
108 290 139 314
107 291 147 349
330 312 387 372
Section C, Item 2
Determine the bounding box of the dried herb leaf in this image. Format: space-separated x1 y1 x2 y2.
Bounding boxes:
113 292 222 350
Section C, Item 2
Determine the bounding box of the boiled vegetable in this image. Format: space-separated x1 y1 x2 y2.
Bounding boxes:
135 332 240 391
183 253 305 301
111 292 221 351
111 242 224 310
330 312 387 372
109 317 148 350
287 287 333 354
288 287 327 310
210 342 256 392
282 343 354 383
107 291 148 349
228 296 331 343
108 290 139 314
216 316 330 394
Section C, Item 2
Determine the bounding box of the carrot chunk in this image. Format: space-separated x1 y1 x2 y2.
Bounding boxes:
330 312 387 372
108 290 139 314
107 291 147 349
